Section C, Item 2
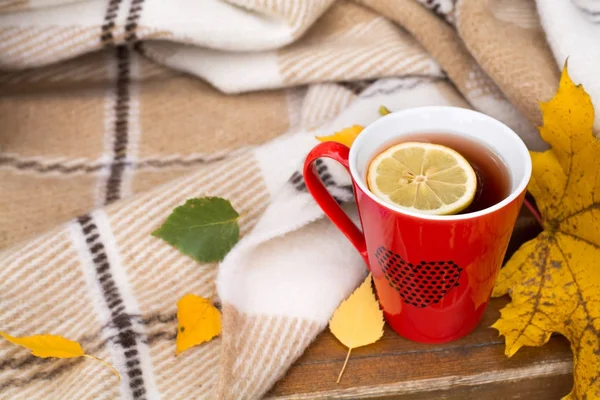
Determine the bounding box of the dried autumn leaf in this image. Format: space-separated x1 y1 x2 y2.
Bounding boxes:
329 273 384 383
492 64 600 399
0 331 120 380
176 293 222 355
316 125 364 147
0 332 84 358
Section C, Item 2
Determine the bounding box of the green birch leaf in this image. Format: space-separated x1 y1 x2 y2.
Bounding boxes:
152 197 240 263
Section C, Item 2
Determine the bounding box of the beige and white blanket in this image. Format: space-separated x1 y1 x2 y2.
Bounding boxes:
0 0 597 399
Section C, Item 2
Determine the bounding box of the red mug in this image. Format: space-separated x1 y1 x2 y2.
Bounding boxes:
303 106 532 344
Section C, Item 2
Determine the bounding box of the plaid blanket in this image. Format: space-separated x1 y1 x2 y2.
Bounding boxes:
0 0 594 399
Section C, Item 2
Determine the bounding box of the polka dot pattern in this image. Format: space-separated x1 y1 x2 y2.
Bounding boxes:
375 246 462 308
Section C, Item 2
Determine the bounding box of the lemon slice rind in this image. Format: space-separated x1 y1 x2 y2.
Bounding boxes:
367 142 477 215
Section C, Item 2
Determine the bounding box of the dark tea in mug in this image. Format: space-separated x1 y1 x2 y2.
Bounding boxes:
369 132 512 214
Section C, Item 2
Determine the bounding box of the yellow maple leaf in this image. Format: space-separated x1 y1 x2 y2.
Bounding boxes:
0 331 120 380
316 125 364 147
329 273 384 383
176 293 222 355
492 63 600 399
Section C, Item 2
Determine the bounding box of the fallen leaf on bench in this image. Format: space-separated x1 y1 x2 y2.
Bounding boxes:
329 273 384 383
492 62 600 400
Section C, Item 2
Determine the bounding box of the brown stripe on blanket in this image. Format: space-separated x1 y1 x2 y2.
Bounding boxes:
77 214 148 398
101 0 122 44
338 79 377 95
0 358 87 392
139 312 177 326
0 156 104 174
357 75 442 98
126 0 145 44
101 0 126 203
0 153 235 175
104 0 146 204
105 45 132 204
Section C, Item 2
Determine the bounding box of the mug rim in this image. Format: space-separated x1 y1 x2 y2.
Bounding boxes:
348 106 532 221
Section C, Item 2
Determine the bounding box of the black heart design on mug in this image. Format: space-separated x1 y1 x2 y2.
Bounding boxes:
375 246 462 308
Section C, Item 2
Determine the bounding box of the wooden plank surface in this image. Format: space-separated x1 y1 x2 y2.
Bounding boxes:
266 297 573 399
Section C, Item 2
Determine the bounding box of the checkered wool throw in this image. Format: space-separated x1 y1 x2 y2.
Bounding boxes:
0 0 595 399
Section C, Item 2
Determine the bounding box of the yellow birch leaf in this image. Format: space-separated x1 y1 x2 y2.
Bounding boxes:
0 332 84 358
176 293 222 355
492 63 600 399
329 273 384 383
379 105 391 116
0 331 120 380
316 125 364 148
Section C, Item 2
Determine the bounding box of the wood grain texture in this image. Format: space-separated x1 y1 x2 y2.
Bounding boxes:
268 206 571 399
267 297 573 399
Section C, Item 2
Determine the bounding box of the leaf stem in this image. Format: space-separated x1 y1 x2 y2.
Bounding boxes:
83 354 121 381
524 198 542 226
336 347 352 384
210 283 217 303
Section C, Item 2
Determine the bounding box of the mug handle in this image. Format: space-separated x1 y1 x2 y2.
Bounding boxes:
303 141 368 265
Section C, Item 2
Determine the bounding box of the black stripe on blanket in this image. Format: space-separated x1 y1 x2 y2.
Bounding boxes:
104 0 146 204
291 159 354 204
0 154 232 174
359 76 438 98
105 45 132 204
101 0 126 204
339 79 377 95
77 214 147 400
126 0 145 43
101 0 122 44
416 0 456 23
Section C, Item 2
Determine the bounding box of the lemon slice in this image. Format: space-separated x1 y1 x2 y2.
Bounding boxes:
367 142 477 215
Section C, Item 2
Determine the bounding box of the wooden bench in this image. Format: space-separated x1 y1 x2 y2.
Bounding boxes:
268 297 572 399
